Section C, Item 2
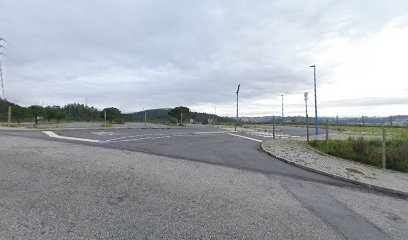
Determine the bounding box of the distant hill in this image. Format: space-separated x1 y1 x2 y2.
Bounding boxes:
123 108 232 123
239 115 408 126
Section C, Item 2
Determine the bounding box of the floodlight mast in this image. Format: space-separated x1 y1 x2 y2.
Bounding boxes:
235 84 240 131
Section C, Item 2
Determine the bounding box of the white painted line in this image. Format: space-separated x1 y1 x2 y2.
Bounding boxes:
228 133 262 143
104 135 176 143
193 131 233 135
104 136 157 143
43 131 101 143
91 132 119 136
104 133 165 142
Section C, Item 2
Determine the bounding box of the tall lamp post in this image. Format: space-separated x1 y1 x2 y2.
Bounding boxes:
281 94 284 126
310 65 318 136
235 84 240 131
304 92 309 142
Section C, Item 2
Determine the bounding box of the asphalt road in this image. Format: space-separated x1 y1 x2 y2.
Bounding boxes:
1 126 407 239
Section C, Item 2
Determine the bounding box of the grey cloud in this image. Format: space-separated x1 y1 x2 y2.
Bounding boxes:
1 0 407 114
321 97 408 108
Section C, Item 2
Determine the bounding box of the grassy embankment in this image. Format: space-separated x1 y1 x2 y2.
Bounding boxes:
309 125 408 172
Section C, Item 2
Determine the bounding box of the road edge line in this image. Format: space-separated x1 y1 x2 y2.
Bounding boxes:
43 131 101 143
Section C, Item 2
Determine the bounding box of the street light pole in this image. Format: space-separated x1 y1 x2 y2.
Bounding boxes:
281 94 284 126
304 92 309 142
235 84 240 131
310 65 318 136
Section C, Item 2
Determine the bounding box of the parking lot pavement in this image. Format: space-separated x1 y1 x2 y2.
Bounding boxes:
39 128 345 185
0 135 344 239
1 128 407 239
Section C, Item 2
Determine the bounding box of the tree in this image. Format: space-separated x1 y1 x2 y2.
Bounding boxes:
28 105 44 125
11 105 27 124
55 111 65 123
102 107 121 123
62 103 101 121
44 106 58 123
168 106 191 126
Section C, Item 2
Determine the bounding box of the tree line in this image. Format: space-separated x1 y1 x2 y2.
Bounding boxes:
0 99 122 124
1 99 232 125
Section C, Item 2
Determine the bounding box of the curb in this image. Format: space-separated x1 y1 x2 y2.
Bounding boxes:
261 141 408 198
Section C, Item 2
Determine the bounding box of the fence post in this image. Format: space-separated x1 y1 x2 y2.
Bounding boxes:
325 119 329 141
306 114 309 142
382 127 386 169
272 115 276 139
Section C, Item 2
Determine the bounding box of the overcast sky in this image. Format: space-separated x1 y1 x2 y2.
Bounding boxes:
1 0 407 117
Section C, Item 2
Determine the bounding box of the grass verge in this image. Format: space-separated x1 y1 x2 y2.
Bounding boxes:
101 122 113 127
309 136 408 173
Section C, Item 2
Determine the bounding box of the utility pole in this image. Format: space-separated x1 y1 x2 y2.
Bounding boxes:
214 106 216 125
0 59 5 100
180 111 183 126
235 84 240 131
310 65 318 136
144 108 147 127
304 92 309 142
0 38 6 100
281 94 284 126
7 105 11 126
104 110 107 126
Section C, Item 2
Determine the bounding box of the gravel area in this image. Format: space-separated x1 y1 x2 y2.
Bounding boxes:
262 139 408 196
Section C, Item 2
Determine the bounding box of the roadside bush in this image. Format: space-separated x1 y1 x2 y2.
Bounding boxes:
169 118 178 124
113 118 125 124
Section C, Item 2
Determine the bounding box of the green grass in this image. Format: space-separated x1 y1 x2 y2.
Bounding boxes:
333 125 408 139
101 122 113 127
309 135 408 172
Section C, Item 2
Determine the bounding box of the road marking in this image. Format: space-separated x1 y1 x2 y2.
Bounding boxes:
193 131 233 135
103 136 160 143
104 133 166 142
104 132 222 143
91 132 119 136
228 133 262 143
43 131 101 143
